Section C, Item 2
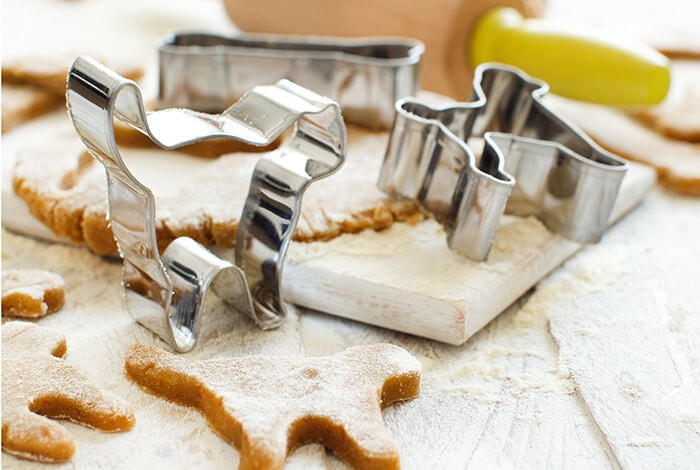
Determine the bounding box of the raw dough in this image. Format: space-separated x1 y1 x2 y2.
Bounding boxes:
13 127 423 255
125 343 421 470
2 322 135 463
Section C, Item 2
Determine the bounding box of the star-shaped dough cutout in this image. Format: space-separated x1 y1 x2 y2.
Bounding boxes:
2 322 135 463
125 343 421 469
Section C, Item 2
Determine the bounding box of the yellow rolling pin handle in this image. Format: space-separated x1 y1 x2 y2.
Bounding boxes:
471 7 671 105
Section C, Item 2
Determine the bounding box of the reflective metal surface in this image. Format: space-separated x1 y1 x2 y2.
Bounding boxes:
158 32 424 129
379 64 628 261
67 56 346 352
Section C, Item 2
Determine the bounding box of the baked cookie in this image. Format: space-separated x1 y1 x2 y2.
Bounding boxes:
126 343 420 470
13 127 423 255
547 95 700 196
2 269 65 318
2 322 135 463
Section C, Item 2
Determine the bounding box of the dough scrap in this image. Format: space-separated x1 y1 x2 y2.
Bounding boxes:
2 269 65 318
547 95 700 196
2 322 135 463
13 127 423 255
125 343 421 470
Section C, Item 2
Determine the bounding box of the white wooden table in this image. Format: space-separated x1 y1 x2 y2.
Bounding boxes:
2 0 699 468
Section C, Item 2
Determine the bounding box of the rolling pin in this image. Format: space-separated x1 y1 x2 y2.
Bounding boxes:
223 0 670 105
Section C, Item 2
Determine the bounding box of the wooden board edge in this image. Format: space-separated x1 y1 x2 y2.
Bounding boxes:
282 263 466 344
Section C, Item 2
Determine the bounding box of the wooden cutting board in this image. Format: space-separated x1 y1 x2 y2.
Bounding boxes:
1 109 656 345
284 162 654 344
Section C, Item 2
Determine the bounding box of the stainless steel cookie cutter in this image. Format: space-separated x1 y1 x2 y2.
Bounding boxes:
158 32 424 129
66 56 346 352
378 63 628 261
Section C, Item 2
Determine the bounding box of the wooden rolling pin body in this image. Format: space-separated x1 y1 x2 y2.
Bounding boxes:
224 0 546 99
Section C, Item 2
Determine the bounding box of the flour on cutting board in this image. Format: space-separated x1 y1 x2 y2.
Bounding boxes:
288 216 549 298
294 248 638 469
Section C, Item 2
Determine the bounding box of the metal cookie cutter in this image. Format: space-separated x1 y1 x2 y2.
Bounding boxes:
378 63 628 261
158 32 424 129
66 56 346 352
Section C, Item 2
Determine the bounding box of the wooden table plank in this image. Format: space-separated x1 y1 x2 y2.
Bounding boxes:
539 244 700 468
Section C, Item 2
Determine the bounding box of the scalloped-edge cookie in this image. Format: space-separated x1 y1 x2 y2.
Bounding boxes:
125 343 421 470
13 127 424 255
2 322 135 463
2 269 65 318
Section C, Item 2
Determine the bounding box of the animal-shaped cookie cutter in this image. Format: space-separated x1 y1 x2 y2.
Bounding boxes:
379 63 628 261
66 56 346 352
158 32 424 129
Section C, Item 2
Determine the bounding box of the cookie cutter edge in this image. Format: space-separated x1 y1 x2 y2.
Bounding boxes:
66 55 347 352
158 32 424 129
378 63 628 261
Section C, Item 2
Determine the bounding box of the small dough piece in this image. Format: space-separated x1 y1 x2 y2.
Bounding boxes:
2 269 65 318
2 322 135 463
13 127 424 255
547 95 700 196
125 343 421 470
